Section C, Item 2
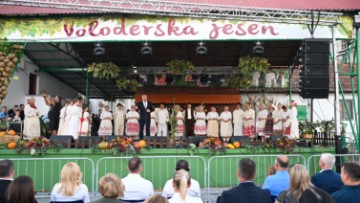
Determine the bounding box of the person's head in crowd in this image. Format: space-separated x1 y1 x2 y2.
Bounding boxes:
12 105 19 111
6 175 36 203
282 105 288 112
236 103 241 110
245 103 251 110
142 94 148 102
19 104 24 110
83 106 89 113
104 105 109 112
341 162 360 185
131 105 136 111
290 100 297 108
319 153 336 170
64 99 71 106
287 164 313 200
299 187 335 203
224 106 229 112
238 158 256 182
277 103 282 110
117 103 123 110
58 162 83 196
55 95 61 103
0 159 14 179
275 155 289 171
266 166 276 176
211 106 216 112
174 105 181 112
172 169 191 201
128 157 142 174
175 160 190 172
198 106 204 112
259 103 265 110
72 98 79 106
1 106 7 113
98 173 124 199
145 194 169 203
14 110 20 118
160 104 165 109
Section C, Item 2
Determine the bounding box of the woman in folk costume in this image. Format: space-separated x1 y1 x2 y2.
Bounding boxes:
113 103 126 136
57 99 70 135
98 105 113 139
233 103 244 136
62 99 74 135
290 101 299 139
206 106 219 138
257 103 268 142
79 106 90 136
220 106 233 141
272 103 284 136
194 106 207 136
264 104 275 138
148 111 157 136
126 105 140 137
66 99 82 140
24 97 40 139
282 105 291 136
175 105 185 137
243 102 255 138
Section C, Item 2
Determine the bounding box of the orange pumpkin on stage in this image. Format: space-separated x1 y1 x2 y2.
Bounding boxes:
7 142 17 149
8 130 16 136
233 141 241 148
0 131 6 136
139 140 147 148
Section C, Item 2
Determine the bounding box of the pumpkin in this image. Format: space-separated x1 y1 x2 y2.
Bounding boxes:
98 141 110 150
139 140 147 148
7 141 16 149
8 130 16 136
233 141 241 148
0 131 6 136
227 143 235 149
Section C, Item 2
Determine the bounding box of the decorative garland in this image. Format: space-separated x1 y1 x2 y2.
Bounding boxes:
87 62 120 79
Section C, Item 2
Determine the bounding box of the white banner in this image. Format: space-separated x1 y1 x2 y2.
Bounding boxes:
0 16 352 42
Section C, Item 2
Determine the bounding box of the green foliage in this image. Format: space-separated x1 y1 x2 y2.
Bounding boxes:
115 78 139 92
227 76 252 88
167 59 195 75
168 106 178 138
87 62 120 80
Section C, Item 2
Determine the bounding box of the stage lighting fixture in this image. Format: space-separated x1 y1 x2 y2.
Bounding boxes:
253 41 264 55
141 42 152 55
196 41 207 55
93 42 105 56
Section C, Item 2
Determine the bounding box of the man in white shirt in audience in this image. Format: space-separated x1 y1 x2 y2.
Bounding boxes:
162 160 201 199
122 157 154 202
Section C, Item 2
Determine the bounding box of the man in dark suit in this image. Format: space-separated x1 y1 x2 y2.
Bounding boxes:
311 153 343 194
184 103 195 137
136 94 154 140
0 159 14 203
220 158 272 203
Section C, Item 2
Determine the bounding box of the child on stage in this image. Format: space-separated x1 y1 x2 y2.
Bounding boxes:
79 106 90 136
220 106 232 141
194 106 207 136
207 107 219 138
126 105 140 138
98 105 113 140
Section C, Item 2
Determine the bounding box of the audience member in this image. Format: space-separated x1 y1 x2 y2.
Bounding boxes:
12 110 21 123
266 166 276 176
6 175 37 203
91 173 126 203
162 160 201 198
50 162 90 203
299 187 335 203
311 153 343 194
19 104 25 121
169 169 203 203
0 160 14 203
220 158 272 203
122 157 154 202
145 195 169 203
331 162 360 203
263 155 290 197
7 105 18 119
0 106 8 119
276 164 313 203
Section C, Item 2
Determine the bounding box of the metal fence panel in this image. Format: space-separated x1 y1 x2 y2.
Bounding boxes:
207 155 306 202
307 154 360 175
95 156 207 198
3 158 95 197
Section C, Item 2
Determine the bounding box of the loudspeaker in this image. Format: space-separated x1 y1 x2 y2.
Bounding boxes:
299 39 330 99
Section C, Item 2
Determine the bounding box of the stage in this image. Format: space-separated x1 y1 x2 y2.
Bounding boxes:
0 147 334 197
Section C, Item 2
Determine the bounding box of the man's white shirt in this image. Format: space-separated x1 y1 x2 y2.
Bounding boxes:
122 173 154 202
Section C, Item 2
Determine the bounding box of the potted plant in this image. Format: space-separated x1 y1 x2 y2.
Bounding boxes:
299 121 314 139
167 59 195 75
87 62 120 79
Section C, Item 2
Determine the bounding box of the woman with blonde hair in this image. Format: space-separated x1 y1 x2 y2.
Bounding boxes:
91 173 126 203
50 162 90 202
276 164 313 203
169 169 203 203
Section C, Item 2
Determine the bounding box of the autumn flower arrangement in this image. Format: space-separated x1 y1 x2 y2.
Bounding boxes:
198 138 225 155
17 137 50 156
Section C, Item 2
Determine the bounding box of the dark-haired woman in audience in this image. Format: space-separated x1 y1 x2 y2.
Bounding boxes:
91 173 126 203
6 175 37 203
169 169 203 203
276 164 313 203
299 187 335 203
145 195 169 203
50 162 90 202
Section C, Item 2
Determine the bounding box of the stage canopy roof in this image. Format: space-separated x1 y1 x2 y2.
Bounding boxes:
134 87 241 104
